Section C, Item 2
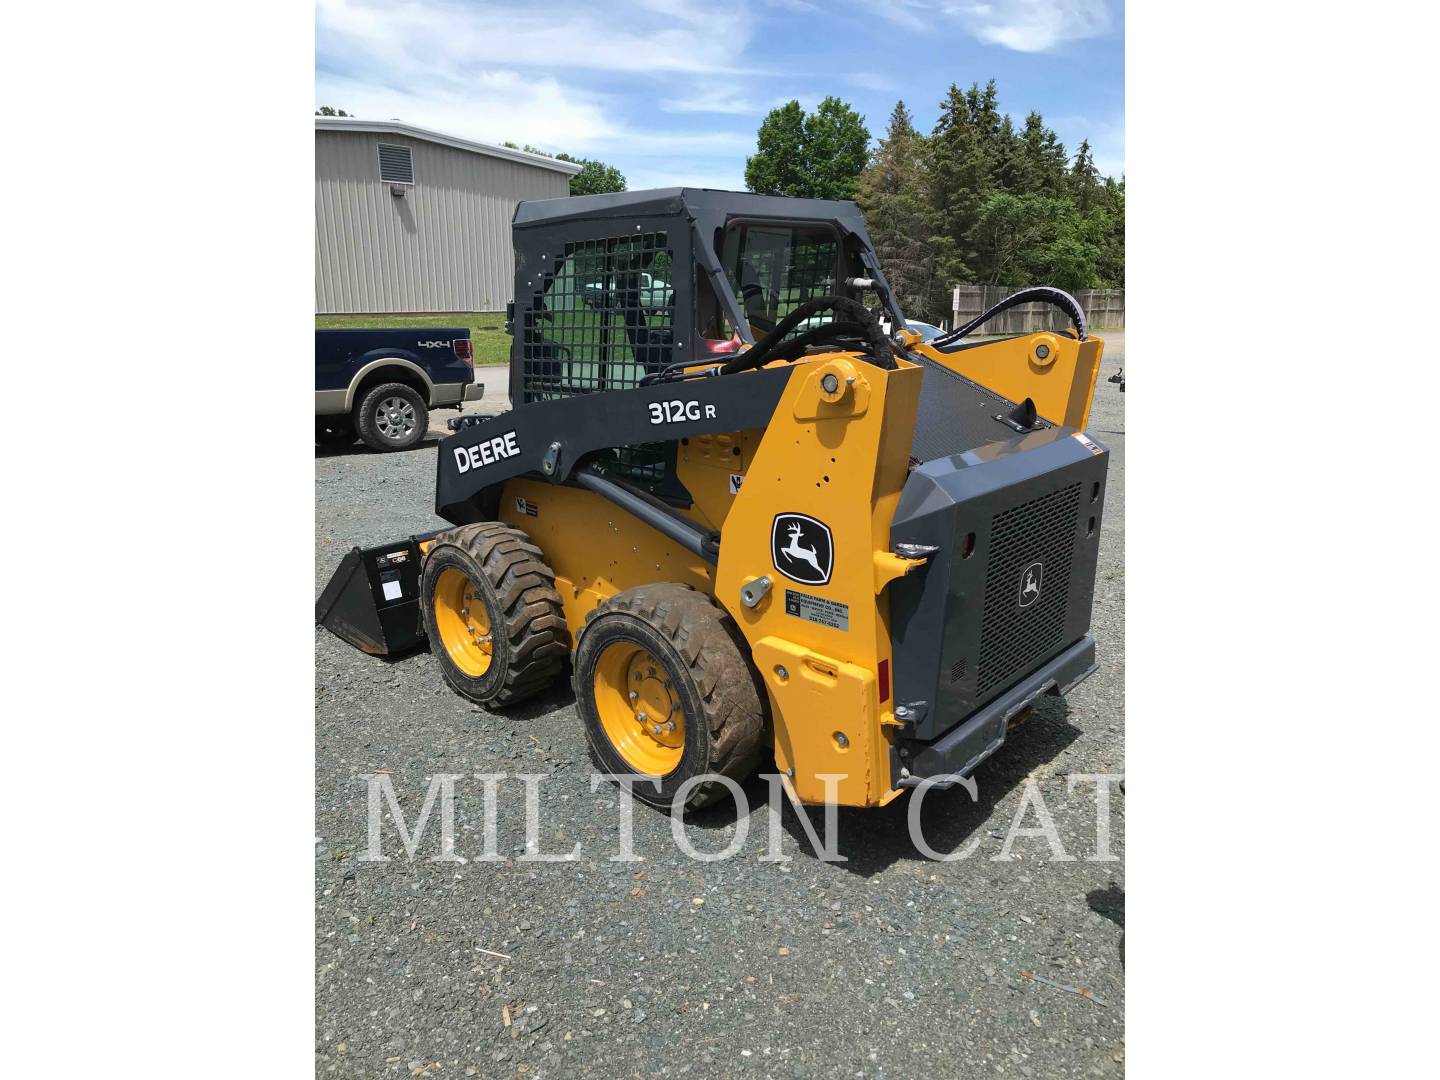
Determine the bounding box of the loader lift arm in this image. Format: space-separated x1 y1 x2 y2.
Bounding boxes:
434 366 794 524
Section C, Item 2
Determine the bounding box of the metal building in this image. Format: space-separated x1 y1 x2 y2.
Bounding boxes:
315 117 581 314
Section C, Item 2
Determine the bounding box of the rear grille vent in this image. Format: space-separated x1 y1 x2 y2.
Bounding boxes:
976 483 1081 697
950 657 968 683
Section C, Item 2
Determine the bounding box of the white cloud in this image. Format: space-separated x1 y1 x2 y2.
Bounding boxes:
659 86 761 115
873 1 1113 52
317 0 761 77
959 0 1111 52
316 0 758 175
845 72 899 93
871 1 929 29
315 73 622 153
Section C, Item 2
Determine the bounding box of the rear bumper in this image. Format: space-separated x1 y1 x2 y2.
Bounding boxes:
897 635 1097 787
433 381 485 407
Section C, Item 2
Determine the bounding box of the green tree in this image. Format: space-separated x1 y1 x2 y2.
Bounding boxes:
857 101 947 321
1017 112 1068 196
1096 176 1125 286
502 143 626 197
927 83 991 286
990 114 1026 194
964 80 1006 181
744 101 809 196
972 192 1110 291
555 153 627 197
802 97 871 200
315 106 351 117
745 97 870 200
1069 138 1101 211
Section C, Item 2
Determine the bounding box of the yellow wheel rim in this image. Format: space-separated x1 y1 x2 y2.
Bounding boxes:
592 641 685 775
432 567 494 677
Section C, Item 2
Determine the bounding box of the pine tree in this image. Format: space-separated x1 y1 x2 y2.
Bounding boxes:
928 84 990 288
1069 139 1101 211
1018 112 1068 196
795 79 1123 300
991 114 1026 194
965 79 1008 186
1096 176 1125 286
857 101 947 321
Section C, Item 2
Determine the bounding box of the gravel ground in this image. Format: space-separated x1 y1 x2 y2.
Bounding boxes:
316 333 1125 1078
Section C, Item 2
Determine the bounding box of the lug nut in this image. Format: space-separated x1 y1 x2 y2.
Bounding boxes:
629 691 639 701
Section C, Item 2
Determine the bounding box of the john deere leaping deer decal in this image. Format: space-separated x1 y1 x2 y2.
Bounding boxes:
771 514 834 586
1018 560 1044 609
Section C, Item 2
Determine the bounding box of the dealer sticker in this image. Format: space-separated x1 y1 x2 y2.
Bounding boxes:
784 589 849 631
1071 432 1104 456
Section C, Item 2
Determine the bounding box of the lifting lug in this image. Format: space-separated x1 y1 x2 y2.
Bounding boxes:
740 575 773 609
541 440 562 479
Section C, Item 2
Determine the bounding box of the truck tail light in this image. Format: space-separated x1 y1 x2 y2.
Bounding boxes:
453 339 473 363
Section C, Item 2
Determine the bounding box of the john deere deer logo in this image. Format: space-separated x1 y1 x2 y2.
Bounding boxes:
1018 560 1044 609
772 514 833 586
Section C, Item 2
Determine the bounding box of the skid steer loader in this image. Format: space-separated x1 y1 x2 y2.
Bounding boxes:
317 189 1108 810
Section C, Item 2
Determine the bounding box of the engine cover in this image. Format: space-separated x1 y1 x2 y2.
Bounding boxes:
887 426 1109 746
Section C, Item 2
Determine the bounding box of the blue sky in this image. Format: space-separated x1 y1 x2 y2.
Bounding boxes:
316 0 1124 190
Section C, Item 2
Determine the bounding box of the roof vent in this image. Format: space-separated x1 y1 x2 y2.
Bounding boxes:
377 143 414 186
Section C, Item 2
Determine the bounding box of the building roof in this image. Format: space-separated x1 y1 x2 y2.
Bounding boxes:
314 117 583 176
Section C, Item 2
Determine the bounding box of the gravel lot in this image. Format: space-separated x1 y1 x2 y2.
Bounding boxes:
316 332 1125 1078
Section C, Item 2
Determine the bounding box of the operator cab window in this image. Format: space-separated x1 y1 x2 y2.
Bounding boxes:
524 232 674 400
718 223 839 339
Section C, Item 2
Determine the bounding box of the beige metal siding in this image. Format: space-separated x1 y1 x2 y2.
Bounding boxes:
315 131 570 313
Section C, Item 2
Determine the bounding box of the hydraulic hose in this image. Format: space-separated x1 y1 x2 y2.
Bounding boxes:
718 295 894 374
932 286 1088 346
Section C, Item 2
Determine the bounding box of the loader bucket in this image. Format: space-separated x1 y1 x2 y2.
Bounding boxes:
315 536 433 656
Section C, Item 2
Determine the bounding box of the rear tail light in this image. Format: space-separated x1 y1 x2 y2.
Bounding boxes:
453 339 473 363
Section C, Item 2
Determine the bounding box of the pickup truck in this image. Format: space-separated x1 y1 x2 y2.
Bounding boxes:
315 328 483 451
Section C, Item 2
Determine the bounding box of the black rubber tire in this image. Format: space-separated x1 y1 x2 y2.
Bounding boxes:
315 416 355 446
574 583 768 811
420 523 569 707
355 382 428 452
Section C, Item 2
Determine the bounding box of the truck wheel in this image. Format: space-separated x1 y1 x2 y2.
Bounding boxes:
574 584 768 811
420 523 569 707
315 416 355 446
355 382 428 452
